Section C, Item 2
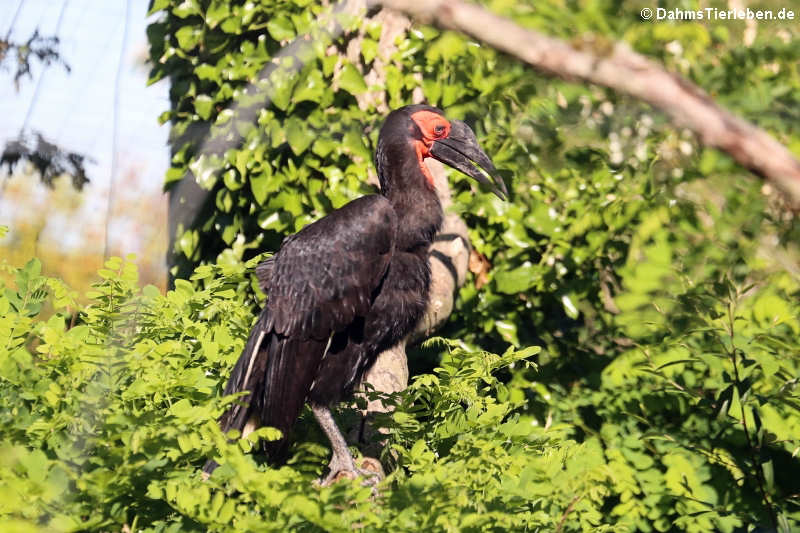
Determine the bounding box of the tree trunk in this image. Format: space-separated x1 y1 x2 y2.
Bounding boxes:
353 158 472 455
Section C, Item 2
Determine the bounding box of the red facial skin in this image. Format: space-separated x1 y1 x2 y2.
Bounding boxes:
410 110 451 188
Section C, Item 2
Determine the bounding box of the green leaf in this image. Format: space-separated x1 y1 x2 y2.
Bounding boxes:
19 449 49 483
361 38 378 64
286 116 313 155
172 0 200 18
188 154 220 189
175 26 201 50
223 168 243 191
194 95 214 120
762 459 774 491
216 189 234 212
560 294 579 319
312 138 337 158
267 16 294 41
195 63 220 82
148 0 170 15
250 167 274 205
220 14 242 34
164 166 185 185
25 257 42 280
205 0 229 28
494 263 537 294
426 32 466 63
495 320 519 345
178 229 199 258
292 69 325 103
342 128 369 160
338 63 367 95
267 69 295 111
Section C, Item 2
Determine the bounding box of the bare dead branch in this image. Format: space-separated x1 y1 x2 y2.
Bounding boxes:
374 0 800 209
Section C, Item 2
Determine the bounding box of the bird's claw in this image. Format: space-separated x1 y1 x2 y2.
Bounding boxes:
358 457 385 480
314 457 384 489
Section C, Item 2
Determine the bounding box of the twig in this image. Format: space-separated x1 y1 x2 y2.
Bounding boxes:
68 307 77 330
373 0 800 209
555 493 583 533
726 298 778 530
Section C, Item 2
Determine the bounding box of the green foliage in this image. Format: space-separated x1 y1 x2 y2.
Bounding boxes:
3 255 799 530
0 256 250 531
138 0 800 530
1 258 626 531
602 276 800 532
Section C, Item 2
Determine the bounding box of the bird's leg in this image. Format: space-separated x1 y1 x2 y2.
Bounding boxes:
310 403 382 487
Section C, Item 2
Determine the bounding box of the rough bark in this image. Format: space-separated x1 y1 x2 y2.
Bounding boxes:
364 158 470 399
341 5 472 437
353 158 471 453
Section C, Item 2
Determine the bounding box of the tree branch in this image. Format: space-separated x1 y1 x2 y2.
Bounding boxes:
355 159 471 452
373 0 800 209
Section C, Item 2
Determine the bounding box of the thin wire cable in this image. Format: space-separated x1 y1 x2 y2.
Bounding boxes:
4 0 24 39
63 0 116 160
104 0 130 258
0 0 69 204
21 0 70 131
52 0 90 141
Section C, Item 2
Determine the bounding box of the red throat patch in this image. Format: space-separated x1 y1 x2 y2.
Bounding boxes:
415 140 436 189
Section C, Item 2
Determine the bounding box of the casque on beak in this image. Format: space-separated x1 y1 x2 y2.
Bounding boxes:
429 120 508 201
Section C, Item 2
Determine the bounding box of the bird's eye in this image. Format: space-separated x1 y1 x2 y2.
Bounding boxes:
434 124 445 136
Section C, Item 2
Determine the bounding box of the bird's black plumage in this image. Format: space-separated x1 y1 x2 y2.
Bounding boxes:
204 105 506 480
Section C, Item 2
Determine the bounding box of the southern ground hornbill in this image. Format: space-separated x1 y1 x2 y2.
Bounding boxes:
203 104 507 484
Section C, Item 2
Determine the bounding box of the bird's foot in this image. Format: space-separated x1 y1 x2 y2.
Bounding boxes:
315 455 384 489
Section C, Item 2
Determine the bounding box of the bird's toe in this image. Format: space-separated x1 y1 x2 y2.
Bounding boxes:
315 457 384 488
358 457 385 483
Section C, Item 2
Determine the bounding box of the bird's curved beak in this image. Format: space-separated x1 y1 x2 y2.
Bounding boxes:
430 120 508 201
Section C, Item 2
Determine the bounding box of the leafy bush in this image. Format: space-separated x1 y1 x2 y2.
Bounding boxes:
4 0 794 530
2 254 799 531
2 257 626 532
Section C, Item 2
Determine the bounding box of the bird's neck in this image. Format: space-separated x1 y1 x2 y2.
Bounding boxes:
378 148 443 253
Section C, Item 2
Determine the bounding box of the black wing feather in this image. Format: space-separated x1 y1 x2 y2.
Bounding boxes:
206 195 397 470
255 257 274 292
265 195 397 339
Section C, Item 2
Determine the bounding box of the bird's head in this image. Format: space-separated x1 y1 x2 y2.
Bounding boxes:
376 105 508 200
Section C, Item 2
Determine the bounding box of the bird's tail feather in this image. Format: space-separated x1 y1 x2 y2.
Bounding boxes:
257 333 328 462
203 313 269 474
203 313 329 474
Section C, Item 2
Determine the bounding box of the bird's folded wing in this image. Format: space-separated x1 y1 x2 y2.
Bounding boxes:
255 257 274 292
264 194 397 340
